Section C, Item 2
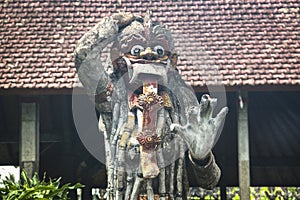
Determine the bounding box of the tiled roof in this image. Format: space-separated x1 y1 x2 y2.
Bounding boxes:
1 0 300 90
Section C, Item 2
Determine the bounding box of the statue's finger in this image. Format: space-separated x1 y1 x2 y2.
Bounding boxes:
199 94 210 110
214 107 229 132
199 94 217 119
112 12 135 28
170 124 193 145
209 98 217 118
187 106 200 125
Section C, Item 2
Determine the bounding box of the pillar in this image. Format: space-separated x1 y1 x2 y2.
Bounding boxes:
237 91 250 200
20 102 39 178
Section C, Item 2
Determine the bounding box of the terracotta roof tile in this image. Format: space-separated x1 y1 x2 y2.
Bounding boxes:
0 0 300 89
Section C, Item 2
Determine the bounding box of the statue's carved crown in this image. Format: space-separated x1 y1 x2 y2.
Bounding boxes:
114 12 174 54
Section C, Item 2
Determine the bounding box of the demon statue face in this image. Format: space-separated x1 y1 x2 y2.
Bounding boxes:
74 12 228 200
110 14 177 88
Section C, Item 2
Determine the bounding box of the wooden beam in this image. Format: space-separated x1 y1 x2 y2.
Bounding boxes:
20 103 39 178
0 84 300 95
193 84 300 93
237 91 250 200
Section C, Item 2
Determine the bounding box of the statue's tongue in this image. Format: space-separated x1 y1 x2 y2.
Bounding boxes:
129 63 168 86
136 80 161 178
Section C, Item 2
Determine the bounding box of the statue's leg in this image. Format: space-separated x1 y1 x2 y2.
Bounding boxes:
176 139 185 200
116 148 126 200
169 162 175 199
158 149 166 200
130 176 144 200
98 114 115 200
124 172 133 200
146 179 155 200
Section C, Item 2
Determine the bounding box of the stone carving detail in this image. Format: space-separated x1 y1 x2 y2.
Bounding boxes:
74 12 228 200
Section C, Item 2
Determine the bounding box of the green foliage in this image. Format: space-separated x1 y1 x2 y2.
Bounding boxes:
0 171 83 200
227 186 300 200
251 186 300 200
189 186 300 199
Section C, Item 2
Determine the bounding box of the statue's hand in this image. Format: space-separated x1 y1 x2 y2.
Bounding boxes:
112 12 138 29
170 94 228 160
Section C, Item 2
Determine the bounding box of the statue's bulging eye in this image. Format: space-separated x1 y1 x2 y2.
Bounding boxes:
130 45 144 56
154 45 165 57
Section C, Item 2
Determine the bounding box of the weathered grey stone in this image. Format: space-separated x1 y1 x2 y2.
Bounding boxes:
74 12 228 199
238 91 250 200
20 103 39 178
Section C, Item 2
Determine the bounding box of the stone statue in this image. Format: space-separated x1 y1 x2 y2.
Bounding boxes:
74 12 228 200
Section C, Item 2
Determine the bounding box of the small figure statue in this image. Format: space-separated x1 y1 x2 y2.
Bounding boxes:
74 12 228 200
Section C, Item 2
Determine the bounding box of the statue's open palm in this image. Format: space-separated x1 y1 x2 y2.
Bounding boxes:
171 94 228 160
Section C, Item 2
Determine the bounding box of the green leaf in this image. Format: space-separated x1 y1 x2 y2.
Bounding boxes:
0 170 83 200
21 171 31 188
68 183 84 190
32 172 40 186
